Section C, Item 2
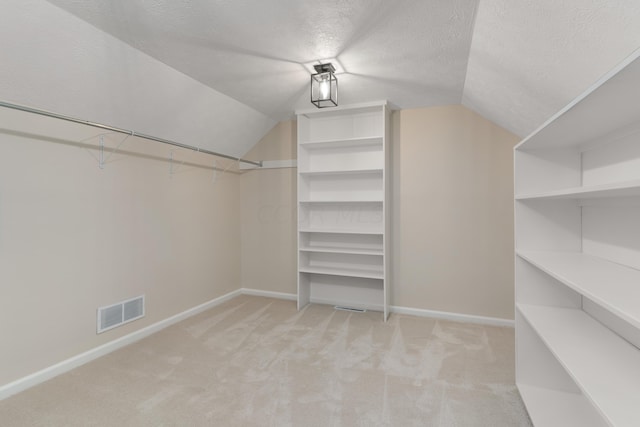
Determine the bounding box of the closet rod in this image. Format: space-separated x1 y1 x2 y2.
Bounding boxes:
0 100 262 167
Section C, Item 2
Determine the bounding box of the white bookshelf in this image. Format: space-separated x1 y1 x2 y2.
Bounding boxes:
297 101 391 319
515 48 640 426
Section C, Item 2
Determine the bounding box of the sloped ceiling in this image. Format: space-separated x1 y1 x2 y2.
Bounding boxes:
39 0 640 140
464 0 640 137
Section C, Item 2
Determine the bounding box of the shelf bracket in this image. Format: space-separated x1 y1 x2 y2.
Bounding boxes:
169 148 187 178
83 131 131 169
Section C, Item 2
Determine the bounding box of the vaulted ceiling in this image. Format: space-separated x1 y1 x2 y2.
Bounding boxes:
33 0 640 140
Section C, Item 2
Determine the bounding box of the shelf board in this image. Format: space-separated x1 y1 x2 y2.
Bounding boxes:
517 251 640 329
299 228 383 235
299 136 383 150
299 199 383 204
518 304 640 427
515 50 640 151
517 384 604 427
516 179 640 201
299 266 383 280
299 168 383 177
299 246 383 256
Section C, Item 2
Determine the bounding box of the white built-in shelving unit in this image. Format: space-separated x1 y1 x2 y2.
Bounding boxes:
514 49 640 426
296 101 390 320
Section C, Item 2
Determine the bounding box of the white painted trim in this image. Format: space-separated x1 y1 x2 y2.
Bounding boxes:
0 289 241 401
240 288 297 301
390 305 514 327
310 297 384 312
240 289 514 327
1 288 514 401
239 159 297 170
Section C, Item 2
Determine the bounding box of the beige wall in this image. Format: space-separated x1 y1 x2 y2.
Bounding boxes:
1 104 516 389
392 106 518 319
0 122 241 386
240 121 297 295
240 106 518 320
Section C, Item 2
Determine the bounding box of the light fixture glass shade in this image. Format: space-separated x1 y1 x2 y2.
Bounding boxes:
310 63 338 108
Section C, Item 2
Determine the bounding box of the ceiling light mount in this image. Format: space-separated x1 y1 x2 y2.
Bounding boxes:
310 63 338 108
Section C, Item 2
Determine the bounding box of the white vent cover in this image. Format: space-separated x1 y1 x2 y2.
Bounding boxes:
97 295 145 334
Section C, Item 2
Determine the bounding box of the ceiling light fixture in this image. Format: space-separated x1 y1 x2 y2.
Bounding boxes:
310 63 338 108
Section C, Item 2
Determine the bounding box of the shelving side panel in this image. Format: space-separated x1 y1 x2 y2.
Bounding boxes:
383 104 391 320
298 272 310 310
582 125 640 186
515 199 582 252
515 148 581 195
516 310 584 394
582 203 640 271
515 257 582 308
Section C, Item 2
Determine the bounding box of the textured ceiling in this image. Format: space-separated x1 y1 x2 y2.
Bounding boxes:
464 0 640 137
43 0 640 138
45 0 478 121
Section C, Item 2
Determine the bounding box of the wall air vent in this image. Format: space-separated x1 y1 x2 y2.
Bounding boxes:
97 295 145 334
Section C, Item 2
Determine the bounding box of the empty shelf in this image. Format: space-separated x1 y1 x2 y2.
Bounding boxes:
517 251 640 329
517 384 604 427
299 136 382 149
516 179 640 201
299 266 383 280
299 228 383 235
299 168 383 176
518 304 640 427
299 246 383 256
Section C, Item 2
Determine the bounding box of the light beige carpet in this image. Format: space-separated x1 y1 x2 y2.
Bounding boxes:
0 295 531 426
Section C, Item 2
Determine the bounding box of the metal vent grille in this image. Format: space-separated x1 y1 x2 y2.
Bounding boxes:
97 295 145 334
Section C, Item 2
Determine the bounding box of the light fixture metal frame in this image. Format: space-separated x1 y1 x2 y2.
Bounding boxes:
310 63 338 108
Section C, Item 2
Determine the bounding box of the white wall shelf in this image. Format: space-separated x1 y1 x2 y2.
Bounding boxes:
515 48 640 425
299 168 383 176
517 251 640 329
297 101 390 319
299 200 384 204
299 247 384 256
516 179 640 201
518 304 640 427
517 384 605 427
299 267 384 280
299 229 383 235
299 136 383 149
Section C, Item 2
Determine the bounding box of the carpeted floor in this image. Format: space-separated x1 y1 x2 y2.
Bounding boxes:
0 295 531 426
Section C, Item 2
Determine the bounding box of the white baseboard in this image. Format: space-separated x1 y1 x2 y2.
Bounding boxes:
390 305 514 327
240 288 297 301
0 289 242 401
1 288 513 401
244 290 513 327
309 297 384 312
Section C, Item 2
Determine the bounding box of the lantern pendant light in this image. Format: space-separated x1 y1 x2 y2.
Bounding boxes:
310 63 338 108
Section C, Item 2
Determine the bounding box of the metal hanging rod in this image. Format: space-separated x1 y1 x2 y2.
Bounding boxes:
0 100 262 167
